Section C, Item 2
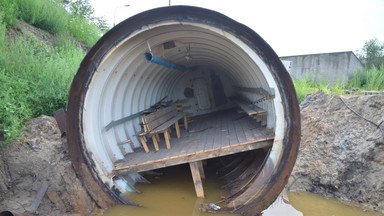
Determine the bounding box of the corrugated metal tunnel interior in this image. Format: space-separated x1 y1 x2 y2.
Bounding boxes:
66 6 300 215
83 22 281 173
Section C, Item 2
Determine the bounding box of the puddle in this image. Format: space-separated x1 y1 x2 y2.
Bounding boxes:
103 164 236 216
288 192 383 216
102 165 383 216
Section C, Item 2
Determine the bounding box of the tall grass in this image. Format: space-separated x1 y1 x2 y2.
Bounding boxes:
347 66 384 90
292 73 347 103
0 18 85 145
0 0 18 28
16 0 68 34
4 0 101 47
293 67 384 103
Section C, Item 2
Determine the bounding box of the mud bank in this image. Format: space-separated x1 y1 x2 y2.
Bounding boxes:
0 116 102 215
288 92 384 213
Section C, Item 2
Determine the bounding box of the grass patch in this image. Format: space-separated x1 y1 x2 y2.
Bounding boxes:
293 74 339 102
0 0 19 28
0 19 84 145
293 67 384 103
347 66 384 90
12 0 100 47
293 73 347 103
67 15 100 47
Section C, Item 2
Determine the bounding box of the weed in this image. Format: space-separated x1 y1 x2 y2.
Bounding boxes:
0 20 84 145
0 0 19 28
14 0 100 46
348 66 384 90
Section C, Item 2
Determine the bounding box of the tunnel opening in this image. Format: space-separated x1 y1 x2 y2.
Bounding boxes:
66 6 300 215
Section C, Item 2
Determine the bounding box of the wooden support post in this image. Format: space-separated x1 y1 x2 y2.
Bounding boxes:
155 133 161 142
183 116 188 130
175 121 181 138
197 160 205 180
189 161 205 198
152 135 159 151
164 130 171 149
139 136 149 153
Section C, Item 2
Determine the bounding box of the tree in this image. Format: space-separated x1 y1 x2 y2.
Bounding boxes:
58 0 110 33
357 38 384 69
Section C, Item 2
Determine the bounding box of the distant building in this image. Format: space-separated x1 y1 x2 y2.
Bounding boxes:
280 51 364 84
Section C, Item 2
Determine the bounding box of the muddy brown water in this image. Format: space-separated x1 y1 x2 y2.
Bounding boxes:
103 165 383 216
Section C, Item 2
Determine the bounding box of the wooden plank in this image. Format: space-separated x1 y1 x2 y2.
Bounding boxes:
145 105 176 122
228 116 239 145
189 162 205 198
233 99 266 116
151 113 186 133
211 114 223 151
146 109 177 131
114 138 273 173
182 114 208 155
143 105 176 130
239 118 257 142
234 117 247 143
218 112 230 148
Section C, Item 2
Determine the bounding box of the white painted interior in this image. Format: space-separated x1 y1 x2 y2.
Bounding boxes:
82 21 285 186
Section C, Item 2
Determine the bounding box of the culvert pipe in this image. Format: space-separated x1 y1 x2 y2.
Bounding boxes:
66 6 300 215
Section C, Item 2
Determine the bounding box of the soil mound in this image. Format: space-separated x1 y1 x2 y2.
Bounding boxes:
0 116 102 215
289 92 384 213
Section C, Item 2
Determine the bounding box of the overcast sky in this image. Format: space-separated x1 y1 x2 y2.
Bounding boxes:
90 0 384 56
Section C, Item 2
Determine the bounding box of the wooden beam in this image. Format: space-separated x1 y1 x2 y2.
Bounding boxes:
139 136 149 153
183 116 188 130
155 134 161 142
175 121 181 138
152 135 159 151
197 160 205 180
114 138 273 174
164 130 171 149
189 162 204 198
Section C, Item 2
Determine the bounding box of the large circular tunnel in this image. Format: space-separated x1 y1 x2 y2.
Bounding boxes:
66 6 300 215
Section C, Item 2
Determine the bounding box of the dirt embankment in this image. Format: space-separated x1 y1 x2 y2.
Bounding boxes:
0 116 102 215
288 92 384 213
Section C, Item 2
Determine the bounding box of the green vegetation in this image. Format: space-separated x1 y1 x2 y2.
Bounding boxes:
292 74 345 103
347 66 384 90
294 38 384 103
0 0 18 28
357 38 384 69
0 0 106 47
293 66 384 103
0 0 110 145
0 3 89 145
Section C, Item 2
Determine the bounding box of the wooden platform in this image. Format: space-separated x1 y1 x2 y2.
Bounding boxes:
114 109 274 174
